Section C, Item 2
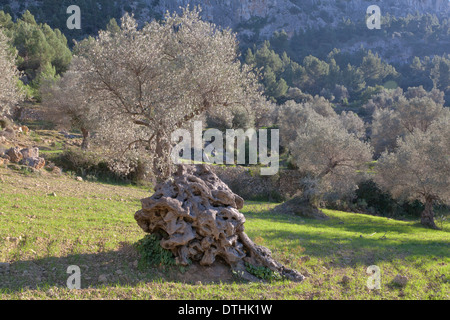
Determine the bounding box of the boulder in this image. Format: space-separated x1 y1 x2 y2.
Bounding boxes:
20 147 39 159
0 128 15 140
20 126 30 135
22 157 46 170
6 147 23 163
135 164 305 282
0 158 9 166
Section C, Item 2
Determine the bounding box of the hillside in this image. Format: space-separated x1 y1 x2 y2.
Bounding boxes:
145 0 450 36
0 161 449 299
1 0 449 61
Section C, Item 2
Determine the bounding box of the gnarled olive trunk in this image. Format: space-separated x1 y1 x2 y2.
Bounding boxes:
421 196 438 229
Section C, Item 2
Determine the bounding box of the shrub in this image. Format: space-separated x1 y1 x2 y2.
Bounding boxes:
244 262 282 281
52 149 151 186
355 180 396 216
135 234 177 268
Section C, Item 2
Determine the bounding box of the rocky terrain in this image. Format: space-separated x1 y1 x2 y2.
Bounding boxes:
141 0 449 37
4 0 449 39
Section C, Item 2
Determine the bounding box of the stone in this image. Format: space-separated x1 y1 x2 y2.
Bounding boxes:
98 274 108 283
20 147 39 159
135 164 305 282
0 128 15 140
76 176 83 182
52 166 62 175
393 274 408 287
20 126 30 135
0 136 5 143
6 147 23 163
22 157 46 170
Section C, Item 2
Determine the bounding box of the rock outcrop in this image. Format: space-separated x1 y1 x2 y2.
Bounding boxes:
135 164 304 282
6 147 23 163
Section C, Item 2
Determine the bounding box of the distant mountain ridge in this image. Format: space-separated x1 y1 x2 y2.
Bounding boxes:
2 0 448 39
141 0 449 37
1 0 448 64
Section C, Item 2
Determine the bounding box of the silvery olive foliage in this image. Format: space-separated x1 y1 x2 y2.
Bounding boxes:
376 115 450 228
41 57 99 149
70 7 267 178
0 30 22 117
369 87 448 156
279 101 373 204
339 110 367 139
277 97 337 149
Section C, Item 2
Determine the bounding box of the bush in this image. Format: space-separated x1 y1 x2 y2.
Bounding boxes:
355 180 396 216
353 180 425 217
0 118 13 129
52 149 152 186
244 262 282 281
53 149 110 177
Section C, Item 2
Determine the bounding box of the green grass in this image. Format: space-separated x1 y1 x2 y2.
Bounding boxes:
0 167 448 300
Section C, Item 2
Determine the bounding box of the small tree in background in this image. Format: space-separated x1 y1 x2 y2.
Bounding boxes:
370 87 448 156
376 117 450 229
41 57 97 150
277 101 373 218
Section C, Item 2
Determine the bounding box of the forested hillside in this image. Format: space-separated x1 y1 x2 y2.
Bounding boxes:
1 0 449 107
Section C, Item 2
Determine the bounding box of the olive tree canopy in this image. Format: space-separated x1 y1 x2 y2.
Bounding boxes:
70 8 267 178
276 100 373 217
376 116 450 229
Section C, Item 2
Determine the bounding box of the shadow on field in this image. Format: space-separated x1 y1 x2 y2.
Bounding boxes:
0 243 176 293
244 208 450 266
262 228 450 262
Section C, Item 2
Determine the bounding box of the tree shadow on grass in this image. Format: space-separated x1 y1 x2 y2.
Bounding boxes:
0 243 192 294
247 226 450 268
243 208 449 266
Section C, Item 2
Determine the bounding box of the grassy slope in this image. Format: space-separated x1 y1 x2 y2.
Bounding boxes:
0 166 449 300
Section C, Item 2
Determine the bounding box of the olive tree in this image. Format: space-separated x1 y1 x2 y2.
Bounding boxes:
339 111 367 139
376 116 450 229
0 30 22 117
71 8 266 179
277 101 373 217
41 57 98 150
370 87 448 156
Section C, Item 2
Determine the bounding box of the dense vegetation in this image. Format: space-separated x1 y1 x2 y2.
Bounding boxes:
0 3 449 301
0 10 72 101
1 7 448 228
0 0 132 40
245 39 449 107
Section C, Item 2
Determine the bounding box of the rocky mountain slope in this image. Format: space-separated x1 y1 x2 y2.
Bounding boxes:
3 0 448 39
141 0 449 38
